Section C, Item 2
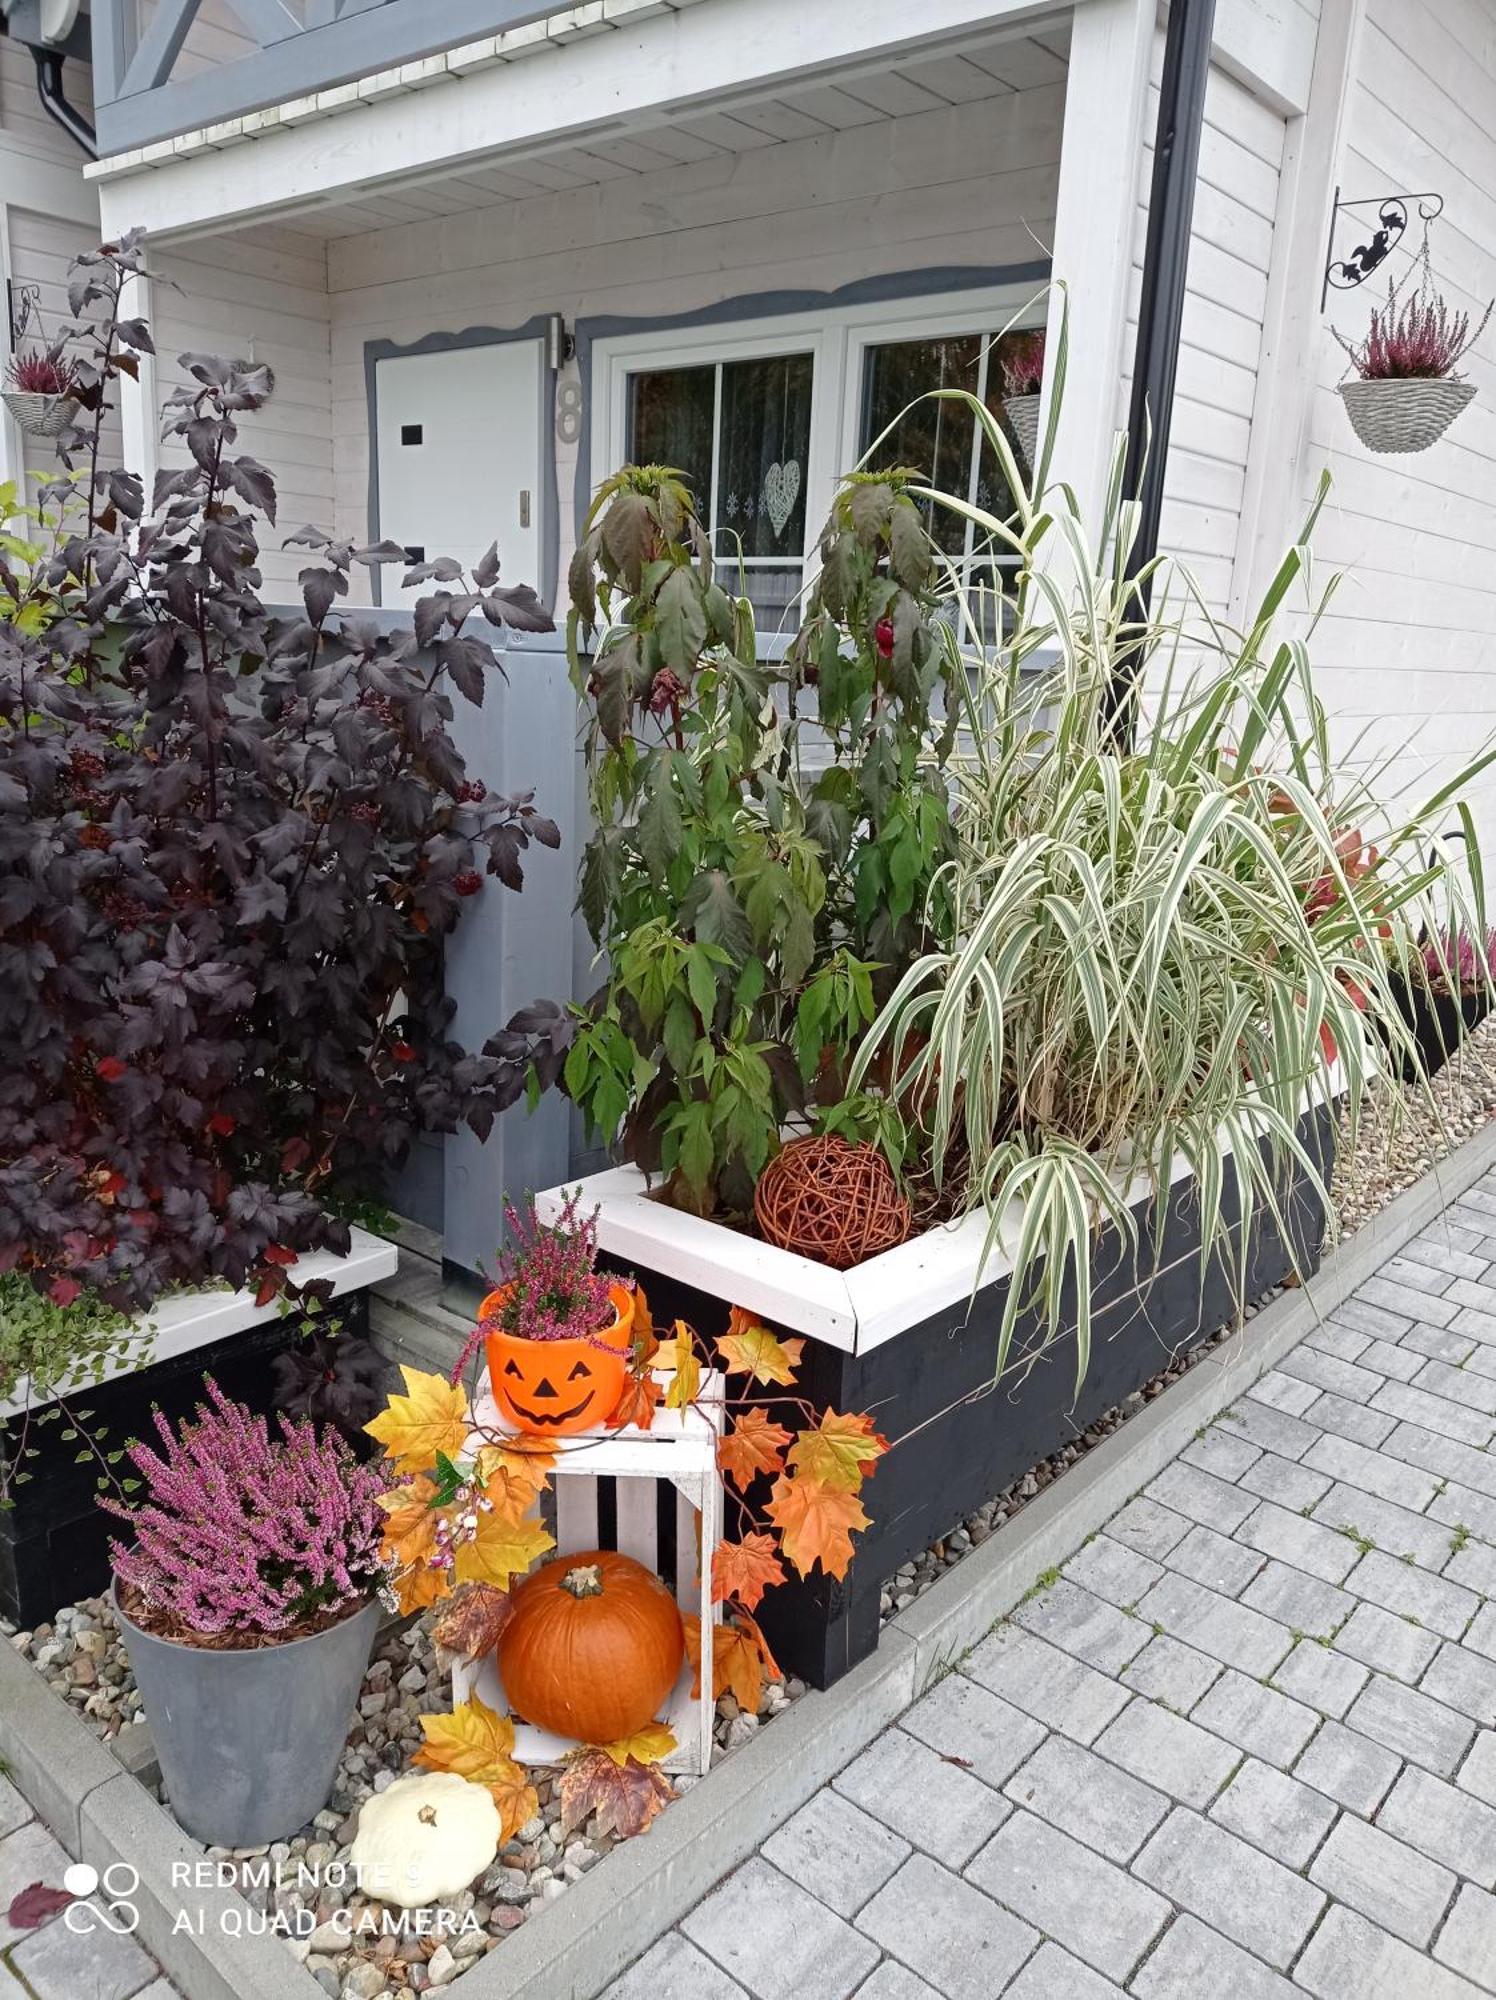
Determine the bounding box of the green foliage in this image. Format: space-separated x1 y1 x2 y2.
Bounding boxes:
565 464 957 1212
0 1275 154 1504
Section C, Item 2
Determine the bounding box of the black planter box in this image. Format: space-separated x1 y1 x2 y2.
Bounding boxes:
600 1105 1333 1690
1387 972 1492 1082
0 1292 371 1628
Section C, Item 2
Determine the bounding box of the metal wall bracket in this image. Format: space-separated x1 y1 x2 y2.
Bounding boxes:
1322 187 1444 309
6 280 42 351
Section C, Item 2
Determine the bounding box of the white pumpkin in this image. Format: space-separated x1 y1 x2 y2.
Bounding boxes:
349 1772 500 1909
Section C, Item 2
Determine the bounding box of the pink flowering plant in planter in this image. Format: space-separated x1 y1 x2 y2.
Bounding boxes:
1338 283 1490 381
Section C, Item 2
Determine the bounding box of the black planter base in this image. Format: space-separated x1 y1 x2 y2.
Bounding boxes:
0 1293 370 1628
1388 974 1492 1082
605 1106 1332 1691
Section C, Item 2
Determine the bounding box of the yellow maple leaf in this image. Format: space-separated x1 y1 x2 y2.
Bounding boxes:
365 1366 469 1473
453 1506 554 1592
786 1410 890 1493
663 1320 702 1411
714 1308 804 1387
415 1694 517 1782
475 1442 553 1518
765 1471 870 1580
488 1770 540 1845
596 1723 678 1767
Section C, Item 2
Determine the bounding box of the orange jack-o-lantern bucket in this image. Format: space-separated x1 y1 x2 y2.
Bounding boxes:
479 1281 634 1437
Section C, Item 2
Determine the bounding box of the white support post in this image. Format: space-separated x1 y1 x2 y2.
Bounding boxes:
1231 0 1367 621
118 267 160 492
1041 0 1154 536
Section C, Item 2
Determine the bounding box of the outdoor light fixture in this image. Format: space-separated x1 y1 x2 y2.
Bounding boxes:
547 313 572 371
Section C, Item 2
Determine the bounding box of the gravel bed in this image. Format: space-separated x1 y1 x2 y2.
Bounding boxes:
6 1027 1496 1996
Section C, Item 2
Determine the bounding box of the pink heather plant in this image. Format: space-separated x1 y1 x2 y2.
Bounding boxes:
1001 329 1046 398
102 1379 384 1636
491 1191 613 1340
1422 926 1496 993
5 349 74 396
1340 283 1492 382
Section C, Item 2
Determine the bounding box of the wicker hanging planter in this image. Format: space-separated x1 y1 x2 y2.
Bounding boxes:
1338 375 1474 455
2 389 78 440
1005 392 1041 470
753 1134 911 1270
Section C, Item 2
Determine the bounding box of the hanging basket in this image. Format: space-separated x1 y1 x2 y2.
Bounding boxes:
1005 392 1041 471
2 389 79 439
1339 376 1474 455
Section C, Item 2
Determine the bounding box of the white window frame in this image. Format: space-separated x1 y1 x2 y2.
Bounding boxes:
590 283 1045 613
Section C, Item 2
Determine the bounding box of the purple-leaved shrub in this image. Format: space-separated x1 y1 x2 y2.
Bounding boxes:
103 1379 384 1636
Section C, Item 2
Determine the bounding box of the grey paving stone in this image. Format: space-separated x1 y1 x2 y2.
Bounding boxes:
1422 1641 1496 1728
1179 1426 1262 1482
1133 1571 1293 1677
1216 1398 1321 1462
1357 1336 1424 1382
1345 1672 1476 1778
604 1934 750 2000
682 1858 879 2000
1239 1495 1363 1593
1378 1764 1496 1886
9 1916 158 2000
1013 1579 1149 1675
1432 1483 1496 1546
1460 1341 1496 1383
1106 1497 1190 1561
1239 1556 1354 1640
1434 1883 1496 1989
1443 1532 1496 1597
1295 1904 1486 2000
1118 1633 1222 1713
1308 1810 1456 1947
0 1778 30 1841
1344 1548 1481 1639
1333 1600 1442 1682
1312 1478 1456 1570
1458 1730 1496 1805
1280 1345 1385 1404
1291 1715 1401 1815
900 1670 1048 1792
1461 1601 1496 1665
856 1854 1036 2000
1402 1322 1477 1364
964 1811 1168 1981
1398 1234 1489 1282
1386 1421 1496 1500
1270 1637 1369 1718
1207 1756 1336 1867
1145 1461 1256 1534
1331 1297 1413 1341
1414 1356 1496 1416
1453 1303 1496 1347
834 1726 1011 1869
1188 1667 1319 1770
1446 1274 1496 1316
1361 1275 1459 1327
1247 1368 1323 1417
0 1822 74 1947
1381 1252 1459 1296
1000 1734 1167 1863
850 1964 943 2000
1304 1431 1441 1510
1302 1390 1397 1449
1165 1522 1265 1597
1309 1320 1374 1362
1092 1697 1239 1808
1062 1535 1163 1610
1128 1913 1298 1999
1002 1942 1124 2000
1236 1450 1333 1513
1371 1378 1496 1449
963 1627 1130 1746
1132 1806 1326 1968
761 1789 910 1920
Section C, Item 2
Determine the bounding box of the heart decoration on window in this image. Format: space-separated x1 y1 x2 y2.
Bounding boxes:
762 459 801 540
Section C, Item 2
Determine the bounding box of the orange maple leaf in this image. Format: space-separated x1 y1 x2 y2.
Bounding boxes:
787 1410 890 1493
489 1770 541 1846
559 1747 673 1840
715 1307 804 1386
711 1533 786 1613
431 1583 513 1662
606 1369 662 1432
682 1612 781 1713
717 1407 792 1490
766 1471 870 1580
475 1441 553 1518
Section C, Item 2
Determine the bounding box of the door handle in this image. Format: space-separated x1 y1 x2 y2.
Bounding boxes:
519 489 532 528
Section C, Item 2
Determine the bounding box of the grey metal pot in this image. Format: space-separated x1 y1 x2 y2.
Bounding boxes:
112 1582 380 1847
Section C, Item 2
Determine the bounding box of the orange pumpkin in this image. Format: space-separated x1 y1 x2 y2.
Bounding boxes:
481 1281 634 1437
498 1550 684 1745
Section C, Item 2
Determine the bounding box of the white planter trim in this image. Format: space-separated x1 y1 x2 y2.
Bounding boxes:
0 1227 399 1422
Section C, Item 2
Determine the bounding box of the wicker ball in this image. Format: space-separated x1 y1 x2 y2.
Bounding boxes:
753 1135 912 1270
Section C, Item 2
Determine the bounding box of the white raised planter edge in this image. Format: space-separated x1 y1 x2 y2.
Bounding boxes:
0 1226 399 1422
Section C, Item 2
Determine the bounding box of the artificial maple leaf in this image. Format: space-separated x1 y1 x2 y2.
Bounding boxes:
559 1748 674 1839
606 1369 662 1432
663 1319 702 1411
711 1532 786 1613
787 1410 890 1493
766 1471 870 1580
453 1507 553 1592
365 1366 469 1472
375 1473 447 1610
715 1307 804 1386
415 1693 518 1783
683 1612 778 1712
475 1441 553 1518
630 1281 658 1364
431 1583 513 1663
489 1770 541 1845
717 1407 792 1490
597 1723 677 1767
7 1883 73 1929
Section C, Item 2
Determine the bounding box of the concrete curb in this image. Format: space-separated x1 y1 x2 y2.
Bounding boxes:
3 1119 1494 2000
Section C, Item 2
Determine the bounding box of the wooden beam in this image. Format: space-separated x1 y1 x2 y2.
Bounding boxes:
119 0 201 97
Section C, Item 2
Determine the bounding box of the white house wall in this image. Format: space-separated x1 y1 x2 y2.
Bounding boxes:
322 80 1067 598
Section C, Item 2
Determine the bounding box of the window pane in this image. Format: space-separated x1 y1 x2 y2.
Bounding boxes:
628 365 714 519
713 353 814 560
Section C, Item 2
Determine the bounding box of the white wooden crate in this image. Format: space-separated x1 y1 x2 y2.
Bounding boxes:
452 1368 724 1776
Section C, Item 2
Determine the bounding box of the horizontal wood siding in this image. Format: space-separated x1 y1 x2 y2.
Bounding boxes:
0 40 94 169
4 207 120 496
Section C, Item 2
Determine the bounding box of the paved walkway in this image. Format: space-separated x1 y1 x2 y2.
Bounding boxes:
607 1173 1496 2000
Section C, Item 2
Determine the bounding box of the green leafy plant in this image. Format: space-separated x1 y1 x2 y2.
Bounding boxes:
563 464 956 1213
0 1275 154 1504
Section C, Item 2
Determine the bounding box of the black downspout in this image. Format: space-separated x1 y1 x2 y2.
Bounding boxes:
31 46 97 160
1106 0 1217 745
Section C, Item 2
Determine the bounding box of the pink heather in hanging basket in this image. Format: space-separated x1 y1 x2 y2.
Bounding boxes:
5 350 75 396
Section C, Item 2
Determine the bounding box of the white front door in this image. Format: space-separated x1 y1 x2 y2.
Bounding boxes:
374 339 544 604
